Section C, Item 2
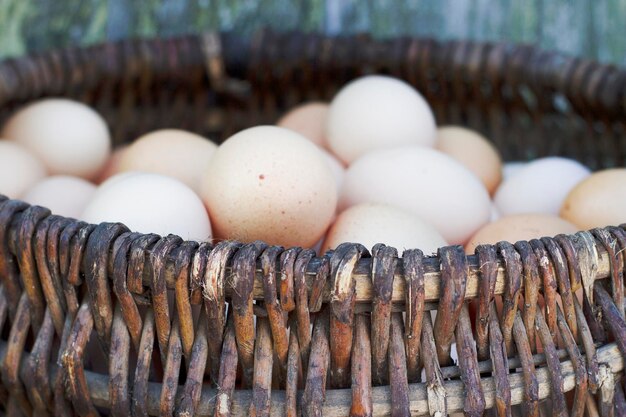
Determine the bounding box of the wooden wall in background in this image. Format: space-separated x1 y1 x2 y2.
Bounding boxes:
0 0 624 65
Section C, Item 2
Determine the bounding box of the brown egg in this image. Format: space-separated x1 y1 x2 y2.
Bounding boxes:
277 102 329 148
465 214 578 253
437 126 502 195
200 126 337 248
561 168 626 229
118 129 217 193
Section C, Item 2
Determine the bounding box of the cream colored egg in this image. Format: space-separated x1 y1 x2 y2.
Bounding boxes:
277 102 329 148
200 126 337 248
0 141 47 198
323 203 447 254
327 75 436 164
22 175 96 219
82 173 211 241
465 214 578 253
437 126 502 194
494 157 590 216
95 144 128 184
118 129 217 193
340 146 491 244
2 99 111 179
561 168 626 229
319 148 345 197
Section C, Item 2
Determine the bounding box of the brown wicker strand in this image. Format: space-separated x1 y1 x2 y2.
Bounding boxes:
0 199 28 319
108 306 131 417
232 241 268 388
556 304 588 417
302 307 330 417
454 305 485 417
351 313 373 417
83 222 129 353
203 240 241 384
260 245 289 385
250 316 273 417
489 303 511 417
475 244 498 361
15 205 50 333
329 243 367 388
434 245 468 365
371 243 398 386
402 248 425 383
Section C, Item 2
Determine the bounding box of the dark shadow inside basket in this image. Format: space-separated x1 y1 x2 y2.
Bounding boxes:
0 30 626 416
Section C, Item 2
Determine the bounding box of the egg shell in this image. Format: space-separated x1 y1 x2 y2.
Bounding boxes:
327 75 436 164
319 147 345 198
502 161 527 180
277 102 329 148
2 98 111 179
494 157 590 216
340 146 491 244
82 172 212 242
23 175 96 219
0 141 47 198
465 214 578 253
561 168 626 229
323 203 447 255
436 126 502 194
200 126 337 248
95 144 128 184
118 129 217 193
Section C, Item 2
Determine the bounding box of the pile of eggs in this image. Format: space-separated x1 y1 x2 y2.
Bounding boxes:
2 75 625 255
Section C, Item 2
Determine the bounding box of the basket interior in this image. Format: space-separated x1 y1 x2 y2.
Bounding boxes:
0 30 625 169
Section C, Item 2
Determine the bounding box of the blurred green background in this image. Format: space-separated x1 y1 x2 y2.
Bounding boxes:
1 0 624 65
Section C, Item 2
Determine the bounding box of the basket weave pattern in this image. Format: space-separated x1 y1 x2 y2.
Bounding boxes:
0 31 626 416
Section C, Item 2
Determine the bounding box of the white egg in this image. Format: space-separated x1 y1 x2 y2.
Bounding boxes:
327 75 436 164
323 203 447 255
340 146 491 244
82 173 211 242
1 99 111 179
494 157 591 216
502 161 527 180
22 176 96 218
0 141 47 198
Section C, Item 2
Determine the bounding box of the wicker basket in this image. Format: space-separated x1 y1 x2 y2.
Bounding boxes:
0 30 625 417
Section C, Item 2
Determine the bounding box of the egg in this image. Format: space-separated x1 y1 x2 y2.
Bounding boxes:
22 176 96 219
494 157 590 216
0 141 47 198
82 173 212 241
340 146 491 244
561 168 626 229
277 102 329 148
118 129 217 193
200 126 336 248
95 144 128 184
327 75 436 164
490 204 500 222
502 161 527 180
436 126 502 194
323 203 447 254
465 214 579 253
319 148 345 197
2 98 111 179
